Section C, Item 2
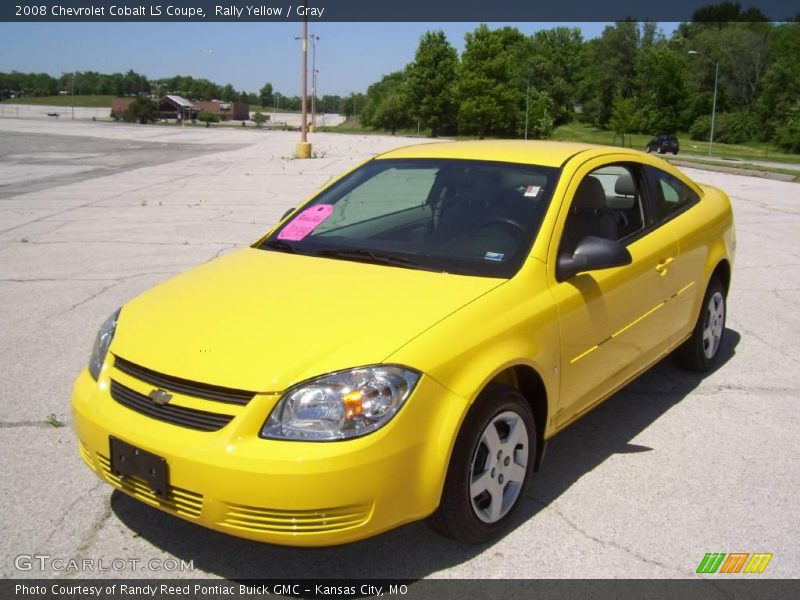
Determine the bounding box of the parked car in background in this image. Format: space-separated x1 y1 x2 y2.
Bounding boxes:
646 134 680 155
72 141 734 546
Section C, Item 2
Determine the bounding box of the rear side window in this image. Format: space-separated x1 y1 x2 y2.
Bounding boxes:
647 168 700 222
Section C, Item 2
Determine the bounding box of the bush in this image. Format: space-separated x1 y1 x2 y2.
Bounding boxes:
775 119 800 153
689 112 759 144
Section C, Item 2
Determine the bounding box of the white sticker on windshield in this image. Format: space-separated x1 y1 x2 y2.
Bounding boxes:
484 251 505 262
524 185 541 198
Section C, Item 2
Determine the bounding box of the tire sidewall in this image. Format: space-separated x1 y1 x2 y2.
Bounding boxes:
441 387 536 542
691 278 727 370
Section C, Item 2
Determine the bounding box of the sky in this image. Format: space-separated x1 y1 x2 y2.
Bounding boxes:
0 21 679 97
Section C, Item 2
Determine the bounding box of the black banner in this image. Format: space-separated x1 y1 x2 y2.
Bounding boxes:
3 580 800 600
1 0 798 23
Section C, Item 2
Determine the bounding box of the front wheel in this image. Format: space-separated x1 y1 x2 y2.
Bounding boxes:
428 384 536 543
674 277 727 371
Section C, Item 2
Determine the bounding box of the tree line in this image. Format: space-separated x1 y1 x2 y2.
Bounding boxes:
0 69 353 116
358 3 800 152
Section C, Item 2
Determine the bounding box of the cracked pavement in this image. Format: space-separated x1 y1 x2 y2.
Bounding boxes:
0 118 797 580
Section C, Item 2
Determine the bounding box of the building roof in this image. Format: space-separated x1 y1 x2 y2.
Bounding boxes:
163 95 195 108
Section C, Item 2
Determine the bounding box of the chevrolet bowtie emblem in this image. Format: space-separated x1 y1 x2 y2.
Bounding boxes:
148 389 173 406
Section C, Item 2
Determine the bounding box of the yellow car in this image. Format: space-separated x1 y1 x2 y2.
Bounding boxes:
72 141 735 545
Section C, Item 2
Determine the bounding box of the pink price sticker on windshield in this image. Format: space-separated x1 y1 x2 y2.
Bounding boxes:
277 204 334 241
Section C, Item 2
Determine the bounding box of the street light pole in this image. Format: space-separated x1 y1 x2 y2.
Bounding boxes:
689 50 719 156
310 34 319 132
524 79 530 140
710 60 719 156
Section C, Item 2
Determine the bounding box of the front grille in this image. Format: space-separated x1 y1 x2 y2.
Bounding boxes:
220 502 372 534
98 454 203 518
110 380 234 432
113 355 255 406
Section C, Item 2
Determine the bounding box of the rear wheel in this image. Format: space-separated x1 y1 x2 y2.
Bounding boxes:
674 277 727 371
428 384 536 543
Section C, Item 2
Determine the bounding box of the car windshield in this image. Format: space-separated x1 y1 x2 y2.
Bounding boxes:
259 158 560 278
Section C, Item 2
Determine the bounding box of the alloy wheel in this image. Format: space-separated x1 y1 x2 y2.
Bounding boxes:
469 411 529 523
702 291 725 359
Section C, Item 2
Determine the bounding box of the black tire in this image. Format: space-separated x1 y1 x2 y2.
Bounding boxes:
674 277 727 372
645 146 652 153
428 383 536 543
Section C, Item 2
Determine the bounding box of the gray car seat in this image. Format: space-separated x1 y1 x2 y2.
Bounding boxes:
560 176 618 255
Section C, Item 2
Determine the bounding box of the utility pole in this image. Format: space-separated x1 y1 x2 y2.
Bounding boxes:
295 5 311 158
70 71 79 120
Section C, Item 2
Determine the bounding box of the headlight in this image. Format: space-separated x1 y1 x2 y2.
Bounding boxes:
261 366 420 441
88 308 121 380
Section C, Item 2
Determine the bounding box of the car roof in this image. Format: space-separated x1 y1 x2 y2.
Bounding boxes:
375 140 603 168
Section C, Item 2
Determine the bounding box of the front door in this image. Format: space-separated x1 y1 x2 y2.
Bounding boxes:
549 159 679 428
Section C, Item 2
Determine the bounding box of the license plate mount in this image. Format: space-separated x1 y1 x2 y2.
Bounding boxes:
109 437 169 497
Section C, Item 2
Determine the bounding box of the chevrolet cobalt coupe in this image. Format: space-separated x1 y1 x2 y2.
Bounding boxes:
72 141 734 545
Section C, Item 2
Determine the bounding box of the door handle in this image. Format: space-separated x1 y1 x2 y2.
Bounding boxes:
655 257 674 275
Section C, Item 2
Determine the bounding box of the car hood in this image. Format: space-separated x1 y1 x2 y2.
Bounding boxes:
111 247 504 392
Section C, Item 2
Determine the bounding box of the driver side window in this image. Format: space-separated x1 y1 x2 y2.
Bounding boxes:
559 165 646 256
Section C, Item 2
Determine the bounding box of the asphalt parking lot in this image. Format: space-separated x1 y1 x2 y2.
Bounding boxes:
0 118 797 580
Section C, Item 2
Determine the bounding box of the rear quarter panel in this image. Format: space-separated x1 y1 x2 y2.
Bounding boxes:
671 182 735 342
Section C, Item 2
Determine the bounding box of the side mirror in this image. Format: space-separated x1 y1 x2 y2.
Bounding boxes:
556 236 632 282
280 207 296 221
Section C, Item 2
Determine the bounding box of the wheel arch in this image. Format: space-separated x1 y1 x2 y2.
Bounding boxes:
485 364 549 471
711 258 731 295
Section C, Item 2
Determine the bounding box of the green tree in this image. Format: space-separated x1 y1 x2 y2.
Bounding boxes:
198 111 219 127
526 88 556 139
360 71 410 131
125 96 159 124
634 44 689 133
757 23 800 141
252 111 267 128
221 83 236 101
373 91 412 135
519 27 585 125
406 30 458 137
578 21 649 127
260 82 273 106
609 94 639 146
457 25 526 138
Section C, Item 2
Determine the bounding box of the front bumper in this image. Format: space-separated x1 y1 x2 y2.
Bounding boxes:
71 362 468 546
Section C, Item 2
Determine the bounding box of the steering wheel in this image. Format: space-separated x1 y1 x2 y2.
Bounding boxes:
479 218 528 237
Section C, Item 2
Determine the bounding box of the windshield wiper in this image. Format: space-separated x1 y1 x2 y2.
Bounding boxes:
260 239 304 254
315 248 422 270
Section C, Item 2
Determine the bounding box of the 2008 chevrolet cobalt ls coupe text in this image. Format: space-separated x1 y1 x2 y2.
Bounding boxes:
72 141 735 545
